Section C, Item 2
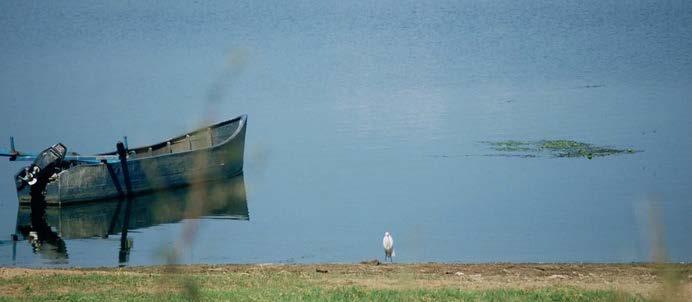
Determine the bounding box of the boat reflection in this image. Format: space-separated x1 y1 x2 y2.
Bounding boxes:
14 174 249 264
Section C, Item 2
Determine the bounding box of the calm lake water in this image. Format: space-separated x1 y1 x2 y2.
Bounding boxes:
1 1 691 267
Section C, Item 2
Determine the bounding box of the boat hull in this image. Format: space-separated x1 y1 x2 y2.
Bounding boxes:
16 115 247 205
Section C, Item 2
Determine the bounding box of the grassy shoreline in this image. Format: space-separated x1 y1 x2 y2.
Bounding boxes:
1 263 690 301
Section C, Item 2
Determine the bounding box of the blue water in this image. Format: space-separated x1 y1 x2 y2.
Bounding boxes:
0 0 691 267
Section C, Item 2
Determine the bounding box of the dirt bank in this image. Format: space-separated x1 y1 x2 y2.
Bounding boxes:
1 263 690 300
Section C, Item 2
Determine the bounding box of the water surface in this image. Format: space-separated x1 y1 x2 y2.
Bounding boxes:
0 0 691 267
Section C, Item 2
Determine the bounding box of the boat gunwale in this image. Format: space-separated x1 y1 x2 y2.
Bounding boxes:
85 114 247 166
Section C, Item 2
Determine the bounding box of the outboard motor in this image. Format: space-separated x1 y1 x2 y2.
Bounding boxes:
16 143 67 189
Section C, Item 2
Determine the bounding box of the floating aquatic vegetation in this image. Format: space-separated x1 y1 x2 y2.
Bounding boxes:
483 140 533 153
482 139 638 159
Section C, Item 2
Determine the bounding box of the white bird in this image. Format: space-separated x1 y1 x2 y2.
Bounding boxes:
383 231 395 262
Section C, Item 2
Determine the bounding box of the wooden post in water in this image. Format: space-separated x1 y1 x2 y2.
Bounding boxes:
116 142 134 265
9 136 17 161
116 142 133 197
11 235 16 263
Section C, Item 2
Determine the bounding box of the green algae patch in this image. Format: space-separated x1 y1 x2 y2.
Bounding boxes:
483 139 639 159
484 140 534 152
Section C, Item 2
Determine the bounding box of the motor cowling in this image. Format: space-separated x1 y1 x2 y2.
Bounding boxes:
16 143 67 188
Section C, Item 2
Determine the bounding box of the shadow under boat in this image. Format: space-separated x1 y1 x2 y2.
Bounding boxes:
14 174 248 262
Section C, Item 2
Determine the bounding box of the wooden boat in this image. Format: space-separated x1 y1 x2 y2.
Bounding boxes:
13 115 247 205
